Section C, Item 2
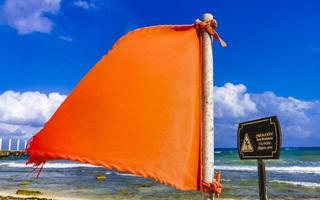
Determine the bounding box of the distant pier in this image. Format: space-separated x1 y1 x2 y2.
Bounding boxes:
0 138 28 158
0 150 28 157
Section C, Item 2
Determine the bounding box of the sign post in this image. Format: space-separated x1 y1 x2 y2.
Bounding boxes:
237 116 282 200
257 159 267 200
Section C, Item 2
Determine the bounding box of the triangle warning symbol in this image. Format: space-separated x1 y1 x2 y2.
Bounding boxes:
241 133 254 152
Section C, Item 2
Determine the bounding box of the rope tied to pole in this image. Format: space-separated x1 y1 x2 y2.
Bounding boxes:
195 18 227 48
202 172 223 198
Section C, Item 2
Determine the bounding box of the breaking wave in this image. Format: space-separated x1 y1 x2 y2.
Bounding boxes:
1 162 319 175
270 180 320 188
0 162 98 168
215 165 320 174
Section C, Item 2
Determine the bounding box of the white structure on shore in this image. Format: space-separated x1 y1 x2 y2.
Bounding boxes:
16 139 20 151
0 138 28 151
8 139 11 151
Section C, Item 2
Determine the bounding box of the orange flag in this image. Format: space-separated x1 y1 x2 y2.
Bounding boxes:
27 25 202 190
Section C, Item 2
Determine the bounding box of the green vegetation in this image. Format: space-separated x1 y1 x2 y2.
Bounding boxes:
19 181 32 186
139 183 151 188
95 175 107 181
16 189 42 196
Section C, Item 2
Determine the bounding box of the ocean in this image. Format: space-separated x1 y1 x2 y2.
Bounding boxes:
0 147 319 199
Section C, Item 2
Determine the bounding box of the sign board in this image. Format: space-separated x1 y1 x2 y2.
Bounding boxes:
238 116 281 160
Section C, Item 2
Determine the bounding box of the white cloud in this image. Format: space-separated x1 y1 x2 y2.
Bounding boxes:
0 91 66 126
0 0 61 34
279 97 313 118
59 36 73 42
0 84 318 147
214 83 320 147
0 122 41 139
0 91 66 139
252 92 313 122
73 0 96 9
215 83 257 118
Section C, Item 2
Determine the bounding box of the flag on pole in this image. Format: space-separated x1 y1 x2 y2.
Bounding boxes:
26 21 225 192
27 25 202 190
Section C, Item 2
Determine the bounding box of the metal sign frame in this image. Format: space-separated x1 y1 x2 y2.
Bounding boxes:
237 116 282 160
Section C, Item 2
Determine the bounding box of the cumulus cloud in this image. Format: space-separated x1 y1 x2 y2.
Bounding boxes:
0 91 66 139
73 0 96 9
0 91 66 126
215 83 257 118
215 83 320 147
252 92 313 123
0 84 318 147
0 0 61 34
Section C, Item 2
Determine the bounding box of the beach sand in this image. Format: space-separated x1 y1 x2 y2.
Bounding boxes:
1 191 320 200
0 196 320 200
0 190 235 200
0 191 85 200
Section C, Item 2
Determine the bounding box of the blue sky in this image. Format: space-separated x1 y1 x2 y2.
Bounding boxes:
0 0 319 148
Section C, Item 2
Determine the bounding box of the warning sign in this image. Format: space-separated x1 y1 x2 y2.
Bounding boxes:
237 116 282 160
241 133 254 152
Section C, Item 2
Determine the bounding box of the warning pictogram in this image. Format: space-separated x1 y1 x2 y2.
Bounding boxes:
241 133 254 152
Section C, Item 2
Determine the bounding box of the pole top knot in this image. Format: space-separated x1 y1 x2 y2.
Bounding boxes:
195 18 227 48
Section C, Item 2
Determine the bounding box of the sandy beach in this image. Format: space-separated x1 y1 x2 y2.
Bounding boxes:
0 192 319 200
0 191 87 200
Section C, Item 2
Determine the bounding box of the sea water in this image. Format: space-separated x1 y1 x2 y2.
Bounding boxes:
0 147 319 199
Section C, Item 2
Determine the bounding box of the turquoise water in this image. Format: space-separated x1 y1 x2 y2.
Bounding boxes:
0 147 319 199
215 147 320 199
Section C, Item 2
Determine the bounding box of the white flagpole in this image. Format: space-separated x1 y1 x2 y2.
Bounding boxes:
24 140 27 150
0 138 2 151
201 13 215 200
16 139 20 151
8 138 12 151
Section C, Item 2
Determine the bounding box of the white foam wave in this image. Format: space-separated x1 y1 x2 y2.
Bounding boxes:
270 180 320 188
113 172 139 177
284 148 298 151
0 162 99 169
0 162 143 177
215 165 320 174
1 162 319 175
215 151 222 154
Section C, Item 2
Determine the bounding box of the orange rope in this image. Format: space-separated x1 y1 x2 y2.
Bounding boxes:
202 172 223 198
195 19 227 48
